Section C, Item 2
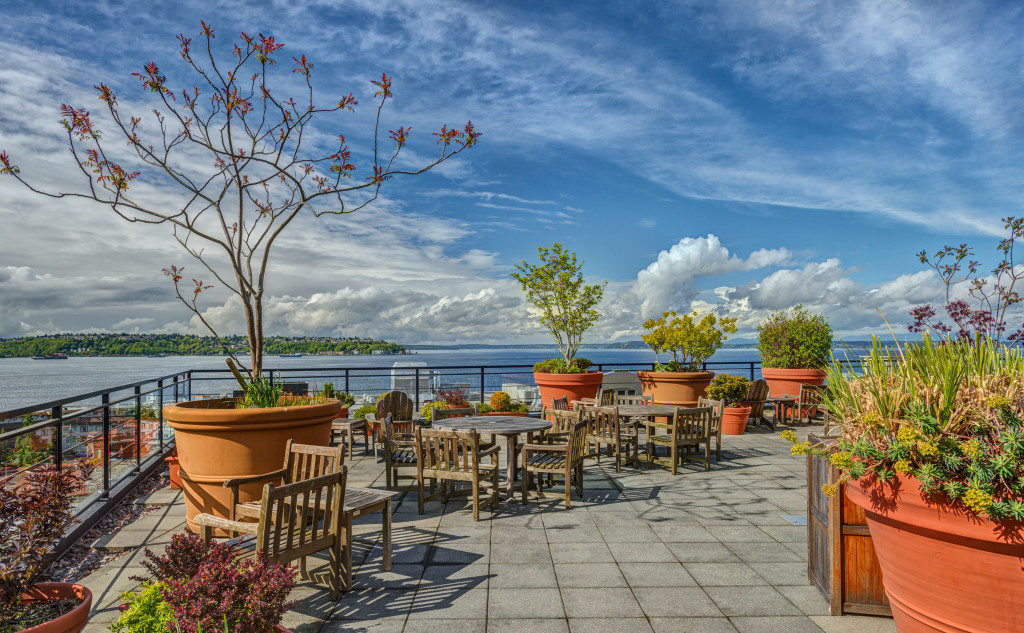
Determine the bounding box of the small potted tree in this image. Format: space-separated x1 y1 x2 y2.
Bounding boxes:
757 306 832 398
637 310 737 407
1 467 92 633
511 243 607 408
704 374 752 435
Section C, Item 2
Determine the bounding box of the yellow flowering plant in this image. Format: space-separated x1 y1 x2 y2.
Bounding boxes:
784 335 1024 522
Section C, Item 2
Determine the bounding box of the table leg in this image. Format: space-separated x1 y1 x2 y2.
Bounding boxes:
347 427 354 459
341 515 353 590
382 499 392 572
505 435 518 496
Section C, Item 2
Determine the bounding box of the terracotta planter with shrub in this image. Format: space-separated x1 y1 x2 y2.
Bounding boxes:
534 371 604 408
637 370 715 407
720 406 751 435
17 583 92 633
846 474 1024 633
164 398 339 535
165 451 182 490
761 367 826 398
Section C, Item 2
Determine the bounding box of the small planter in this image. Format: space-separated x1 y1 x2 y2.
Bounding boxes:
337 406 349 419
846 474 1024 632
761 367 825 398
17 583 92 633
637 370 715 407
534 371 604 409
720 406 751 435
165 452 182 490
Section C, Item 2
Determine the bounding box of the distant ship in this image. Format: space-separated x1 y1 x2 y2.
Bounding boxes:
278 353 304 358
32 354 69 359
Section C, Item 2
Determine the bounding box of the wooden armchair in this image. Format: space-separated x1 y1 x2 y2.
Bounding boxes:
646 407 714 474
520 420 588 508
223 440 345 525
431 406 475 421
415 428 500 520
737 379 770 429
195 469 347 600
551 396 570 411
583 406 638 473
381 415 419 490
368 390 416 456
697 396 725 461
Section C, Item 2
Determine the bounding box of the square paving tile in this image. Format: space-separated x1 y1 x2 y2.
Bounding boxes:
731 616 827 632
488 563 557 588
633 586 723 618
704 586 803 617
649 617 739 633
554 562 627 587
683 562 768 586
551 542 614 564
490 542 552 564
408 586 488 620
561 587 644 618
618 562 696 587
487 587 566 619
725 542 802 563
666 542 740 563
568 617 654 632
489 618 569 633
608 541 677 563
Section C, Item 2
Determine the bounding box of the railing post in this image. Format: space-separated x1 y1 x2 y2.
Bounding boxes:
134 385 142 472
414 368 421 408
344 368 350 395
750 362 755 380
101 393 110 498
186 371 192 401
157 379 164 452
51 405 62 470
480 367 486 405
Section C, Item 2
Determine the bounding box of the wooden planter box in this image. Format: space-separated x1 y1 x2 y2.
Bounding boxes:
806 434 891 617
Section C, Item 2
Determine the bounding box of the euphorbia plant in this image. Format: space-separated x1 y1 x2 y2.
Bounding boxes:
641 310 737 372
0 22 479 387
757 306 832 369
705 374 751 406
511 243 606 373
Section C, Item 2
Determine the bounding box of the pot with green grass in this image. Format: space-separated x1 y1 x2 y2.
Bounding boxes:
637 310 737 407
786 336 1024 633
165 377 340 535
705 374 752 435
511 243 607 407
757 306 831 399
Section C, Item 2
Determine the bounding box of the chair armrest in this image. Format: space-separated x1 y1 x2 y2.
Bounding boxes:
521 443 567 453
222 468 288 489
478 445 500 457
388 438 417 448
192 513 260 535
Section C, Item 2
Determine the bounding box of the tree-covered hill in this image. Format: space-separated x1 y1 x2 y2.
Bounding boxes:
0 334 406 357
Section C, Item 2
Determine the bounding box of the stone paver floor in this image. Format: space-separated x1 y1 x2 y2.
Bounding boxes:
79 423 896 633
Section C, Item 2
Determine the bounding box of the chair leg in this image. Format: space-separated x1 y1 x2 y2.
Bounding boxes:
201 524 213 544
328 540 341 601
472 480 480 522
417 473 425 515
564 470 571 508
385 461 392 489
521 466 530 504
492 466 500 511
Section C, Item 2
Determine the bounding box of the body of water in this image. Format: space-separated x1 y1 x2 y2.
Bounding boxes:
0 346 772 413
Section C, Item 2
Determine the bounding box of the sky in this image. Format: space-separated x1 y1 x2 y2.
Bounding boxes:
1 0 1023 344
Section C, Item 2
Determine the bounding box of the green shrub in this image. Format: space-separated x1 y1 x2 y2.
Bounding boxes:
757 306 832 369
705 374 751 406
112 582 174 633
352 404 376 420
477 403 494 414
533 357 594 374
420 400 444 420
490 392 512 411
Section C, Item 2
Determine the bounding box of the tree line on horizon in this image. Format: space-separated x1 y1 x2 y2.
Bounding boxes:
0 334 406 357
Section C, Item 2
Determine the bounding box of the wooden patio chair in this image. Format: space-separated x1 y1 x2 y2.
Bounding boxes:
431 406 475 422
194 469 347 600
415 427 500 520
698 396 725 461
520 419 588 508
582 406 638 473
381 415 420 490
737 379 771 429
794 384 826 424
368 390 416 457
614 394 651 405
646 407 714 474
598 388 615 406
551 396 571 411
223 440 345 525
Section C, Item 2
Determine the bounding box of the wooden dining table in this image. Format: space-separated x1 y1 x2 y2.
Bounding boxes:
431 415 552 495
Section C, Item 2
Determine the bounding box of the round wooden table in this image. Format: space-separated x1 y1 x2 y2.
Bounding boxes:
431 415 551 495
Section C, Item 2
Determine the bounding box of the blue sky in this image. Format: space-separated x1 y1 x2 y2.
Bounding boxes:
1 0 1022 343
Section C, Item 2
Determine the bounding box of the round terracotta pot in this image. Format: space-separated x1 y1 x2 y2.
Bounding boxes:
165 398 340 535
846 474 1024 633
18 583 92 633
337 406 349 419
760 367 825 398
165 453 182 490
534 371 604 409
637 370 715 408
720 406 751 435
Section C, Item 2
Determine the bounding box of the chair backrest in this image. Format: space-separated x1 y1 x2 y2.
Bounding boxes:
415 427 482 481
256 468 346 565
746 379 769 403
599 389 615 406
615 394 651 406
551 396 570 411
432 406 475 422
799 384 825 404
584 406 620 442
380 415 396 442
544 407 581 434
670 407 714 441
566 420 590 466
378 391 415 421
283 439 345 483
697 397 724 434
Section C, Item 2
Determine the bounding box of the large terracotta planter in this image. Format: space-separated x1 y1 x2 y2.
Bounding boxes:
720 406 751 435
637 370 715 408
846 474 1024 633
17 583 92 633
165 398 340 535
534 371 604 409
760 367 826 398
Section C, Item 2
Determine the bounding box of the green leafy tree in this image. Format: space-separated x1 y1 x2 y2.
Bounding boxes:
511 243 606 368
641 310 737 372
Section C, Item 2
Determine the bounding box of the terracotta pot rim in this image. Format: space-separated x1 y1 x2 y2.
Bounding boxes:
637 370 716 379
165 399 342 431
18 583 92 633
533 371 604 382
760 367 827 375
723 405 752 413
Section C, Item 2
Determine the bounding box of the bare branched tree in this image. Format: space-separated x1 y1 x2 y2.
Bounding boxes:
0 22 479 379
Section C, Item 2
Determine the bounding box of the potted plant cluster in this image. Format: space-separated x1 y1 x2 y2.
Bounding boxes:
638 310 737 407
112 533 295 633
321 383 355 418
757 306 832 398
786 336 1024 632
477 392 529 416
1 467 92 633
0 24 478 534
420 389 474 421
511 243 607 408
705 374 752 435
